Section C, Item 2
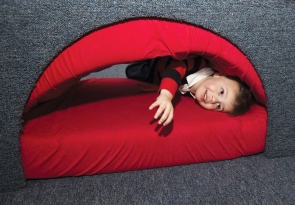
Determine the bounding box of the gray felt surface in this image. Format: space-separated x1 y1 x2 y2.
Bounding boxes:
1 0 295 196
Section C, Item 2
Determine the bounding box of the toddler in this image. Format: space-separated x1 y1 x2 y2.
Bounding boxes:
126 56 252 126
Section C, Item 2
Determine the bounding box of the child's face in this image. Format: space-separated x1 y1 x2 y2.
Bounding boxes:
193 74 239 113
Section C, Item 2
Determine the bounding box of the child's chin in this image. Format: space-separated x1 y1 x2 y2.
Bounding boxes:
195 99 201 105
196 98 202 105
197 102 205 109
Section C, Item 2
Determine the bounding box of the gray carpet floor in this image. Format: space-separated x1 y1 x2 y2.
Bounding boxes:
1 154 295 204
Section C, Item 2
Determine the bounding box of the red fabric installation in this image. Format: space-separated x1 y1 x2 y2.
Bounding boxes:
21 19 267 179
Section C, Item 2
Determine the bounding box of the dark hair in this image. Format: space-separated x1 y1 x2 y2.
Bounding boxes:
225 75 253 116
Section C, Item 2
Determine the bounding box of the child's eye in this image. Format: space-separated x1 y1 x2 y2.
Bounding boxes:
216 103 221 110
220 88 224 95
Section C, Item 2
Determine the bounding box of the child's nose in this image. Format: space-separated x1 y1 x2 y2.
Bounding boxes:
210 95 214 103
210 94 218 104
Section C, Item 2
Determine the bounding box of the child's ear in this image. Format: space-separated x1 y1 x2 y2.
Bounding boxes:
213 72 224 77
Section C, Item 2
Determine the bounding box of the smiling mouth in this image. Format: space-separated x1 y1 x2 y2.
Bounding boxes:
204 90 207 102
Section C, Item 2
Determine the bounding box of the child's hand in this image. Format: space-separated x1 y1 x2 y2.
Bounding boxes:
149 89 174 126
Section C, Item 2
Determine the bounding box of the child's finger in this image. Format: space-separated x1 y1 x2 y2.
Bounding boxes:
163 111 173 126
155 106 165 120
158 106 171 124
149 101 159 110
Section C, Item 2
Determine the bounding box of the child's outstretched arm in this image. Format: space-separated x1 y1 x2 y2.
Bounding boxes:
149 58 189 126
149 89 173 126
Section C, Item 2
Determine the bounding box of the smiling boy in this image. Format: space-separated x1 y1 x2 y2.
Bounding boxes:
190 72 239 113
126 56 253 126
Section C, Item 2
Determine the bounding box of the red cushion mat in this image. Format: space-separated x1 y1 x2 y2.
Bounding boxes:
21 78 266 179
21 19 267 179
